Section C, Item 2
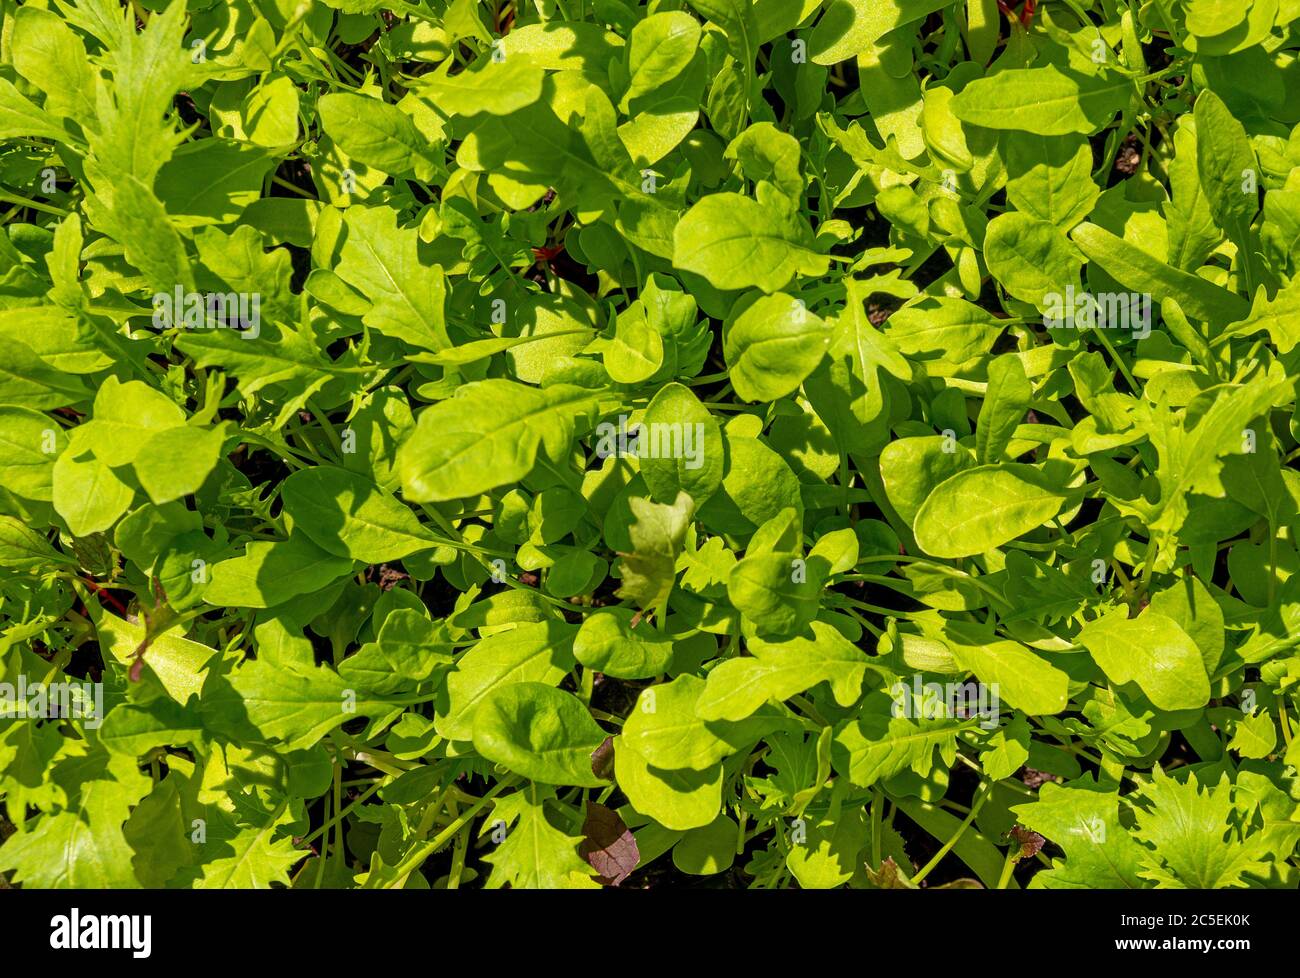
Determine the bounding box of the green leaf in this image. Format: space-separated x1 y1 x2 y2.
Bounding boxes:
785 807 869 889
281 465 440 563
975 355 1031 464
0 338 91 409
134 425 227 504
622 674 775 770
155 139 279 227
941 621 1070 716
573 607 675 679
77 377 184 466
802 283 903 457
640 382 724 505
397 380 599 502
613 734 723 830
52 450 135 537
214 651 404 750
724 293 829 402
415 57 545 117
0 76 75 142
1148 576 1224 675
10 6 96 124
914 464 1074 558
1012 776 1148 888
832 695 967 788
984 212 1082 308
1222 281 1300 352
616 491 693 613
1004 133 1100 230
1071 222 1251 323
472 683 609 787
1166 120 1223 271
123 777 193 886
435 621 577 742
93 608 218 704
698 431 803 536
204 533 356 609
697 621 873 720
726 552 820 636
885 297 1005 365
335 206 451 350
1228 710 1277 759
622 12 702 109
0 406 63 501
193 821 304 889
0 516 67 569
1193 91 1259 248
674 192 829 293
481 784 600 889
1131 769 1270 888
0 776 144 888
672 812 737 875
1146 372 1286 545
684 0 757 79
319 92 436 178
1077 609 1211 711
950 65 1132 136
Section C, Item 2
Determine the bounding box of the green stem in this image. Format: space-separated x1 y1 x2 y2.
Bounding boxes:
870 789 883 869
331 760 344 874
839 450 852 520
271 175 314 198
840 596 915 618
1093 325 1140 395
843 607 884 639
910 784 990 885
996 845 1018 890
447 821 470 889
383 777 518 886
1139 534 1158 594
1268 521 1278 605
0 190 69 217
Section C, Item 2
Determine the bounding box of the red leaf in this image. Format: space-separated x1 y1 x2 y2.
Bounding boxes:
579 801 639 886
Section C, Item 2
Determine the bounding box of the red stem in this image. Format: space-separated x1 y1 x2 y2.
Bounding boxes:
82 578 130 617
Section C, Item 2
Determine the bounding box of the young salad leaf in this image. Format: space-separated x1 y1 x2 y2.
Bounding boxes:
2 0 1298 898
